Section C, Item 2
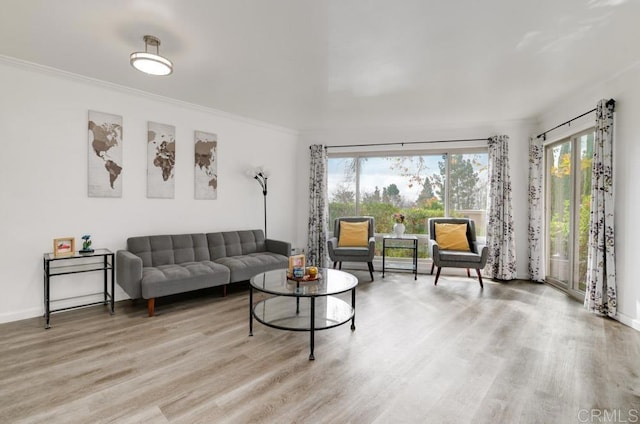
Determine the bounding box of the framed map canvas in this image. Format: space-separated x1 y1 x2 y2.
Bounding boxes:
88 111 123 197
147 122 176 199
194 131 218 200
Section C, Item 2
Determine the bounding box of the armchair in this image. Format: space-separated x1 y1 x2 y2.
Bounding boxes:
428 217 488 287
327 216 376 281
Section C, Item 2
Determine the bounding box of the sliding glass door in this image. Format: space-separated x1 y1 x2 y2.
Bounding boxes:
545 129 594 293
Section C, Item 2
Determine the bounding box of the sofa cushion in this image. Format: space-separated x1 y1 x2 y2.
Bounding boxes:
140 260 229 299
438 250 482 263
128 234 210 267
215 252 288 282
207 230 266 260
332 246 371 256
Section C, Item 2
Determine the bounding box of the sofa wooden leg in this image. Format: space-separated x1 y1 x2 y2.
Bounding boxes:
430 262 435 275
222 284 227 297
467 268 471 278
367 262 375 281
148 298 155 317
338 262 342 270
476 269 484 288
434 267 441 286
333 262 337 269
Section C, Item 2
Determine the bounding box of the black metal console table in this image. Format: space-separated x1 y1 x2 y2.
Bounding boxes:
43 248 115 329
382 235 418 280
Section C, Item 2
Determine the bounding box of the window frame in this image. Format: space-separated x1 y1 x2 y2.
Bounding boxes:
327 146 489 262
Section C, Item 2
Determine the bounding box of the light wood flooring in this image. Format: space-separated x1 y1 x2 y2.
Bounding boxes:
1 270 639 423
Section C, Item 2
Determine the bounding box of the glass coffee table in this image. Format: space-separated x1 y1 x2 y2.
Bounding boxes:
249 268 358 360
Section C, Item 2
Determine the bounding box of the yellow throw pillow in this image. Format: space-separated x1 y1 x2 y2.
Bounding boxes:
435 223 470 251
338 221 369 247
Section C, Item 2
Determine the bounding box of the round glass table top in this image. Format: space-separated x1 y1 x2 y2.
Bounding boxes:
250 268 358 297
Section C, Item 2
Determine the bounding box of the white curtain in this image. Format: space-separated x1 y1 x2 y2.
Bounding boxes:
486 135 517 280
306 145 329 267
584 99 617 317
527 136 545 282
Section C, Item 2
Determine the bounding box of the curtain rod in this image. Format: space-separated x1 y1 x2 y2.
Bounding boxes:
536 98 615 140
317 137 490 150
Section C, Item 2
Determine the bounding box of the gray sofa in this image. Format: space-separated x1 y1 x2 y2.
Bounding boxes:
116 230 290 316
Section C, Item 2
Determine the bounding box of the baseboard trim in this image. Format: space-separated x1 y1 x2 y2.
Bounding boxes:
0 307 42 324
614 312 640 332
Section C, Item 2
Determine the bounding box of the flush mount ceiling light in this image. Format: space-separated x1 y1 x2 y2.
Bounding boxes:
130 35 173 76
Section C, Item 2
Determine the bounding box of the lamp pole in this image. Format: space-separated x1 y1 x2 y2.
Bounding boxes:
253 170 268 238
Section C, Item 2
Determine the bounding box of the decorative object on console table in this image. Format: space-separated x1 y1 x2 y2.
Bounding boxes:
80 234 94 254
53 237 75 257
393 212 406 237
247 166 269 238
194 131 218 200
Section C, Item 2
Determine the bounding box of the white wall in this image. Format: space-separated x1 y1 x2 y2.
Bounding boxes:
0 58 299 323
537 62 640 331
296 120 537 280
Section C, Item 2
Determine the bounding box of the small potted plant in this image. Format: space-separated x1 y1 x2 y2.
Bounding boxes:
80 234 94 254
392 213 405 237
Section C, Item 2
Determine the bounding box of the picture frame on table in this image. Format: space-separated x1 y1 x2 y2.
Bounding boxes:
288 254 305 273
53 237 75 257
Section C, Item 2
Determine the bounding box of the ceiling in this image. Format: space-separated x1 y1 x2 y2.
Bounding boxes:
1 0 638 131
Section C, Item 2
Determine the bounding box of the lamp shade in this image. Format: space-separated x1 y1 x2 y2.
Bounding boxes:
130 35 173 76
130 52 173 75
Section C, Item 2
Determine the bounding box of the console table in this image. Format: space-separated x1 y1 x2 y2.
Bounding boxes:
382 235 418 280
43 248 115 329
249 268 357 360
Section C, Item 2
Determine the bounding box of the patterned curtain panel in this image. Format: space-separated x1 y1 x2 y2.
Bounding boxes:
584 99 616 317
527 137 545 282
306 145 329 268
486 135 517 280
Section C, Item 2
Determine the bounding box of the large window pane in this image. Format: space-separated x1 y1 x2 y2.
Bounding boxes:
327 158 356 232
447 153 488 237
547 141 571 284
358 155 442 234
575 133 594 292
327 149 488 260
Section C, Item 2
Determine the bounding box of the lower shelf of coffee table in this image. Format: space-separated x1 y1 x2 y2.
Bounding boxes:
252 295 353 331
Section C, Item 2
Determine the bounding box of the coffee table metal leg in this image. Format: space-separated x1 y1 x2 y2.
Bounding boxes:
249 286 254 336
309 297 315 360
351 288 356 330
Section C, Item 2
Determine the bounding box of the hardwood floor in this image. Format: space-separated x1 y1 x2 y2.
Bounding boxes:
1 270 639 423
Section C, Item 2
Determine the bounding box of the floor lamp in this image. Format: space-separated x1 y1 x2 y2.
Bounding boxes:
248 167 269 238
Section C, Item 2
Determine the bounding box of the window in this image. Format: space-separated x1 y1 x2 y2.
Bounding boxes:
545 129 594 293
327 150 488 259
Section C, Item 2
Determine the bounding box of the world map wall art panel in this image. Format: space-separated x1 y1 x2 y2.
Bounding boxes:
147 122 176 199
88 110 123 198
194 131 218 200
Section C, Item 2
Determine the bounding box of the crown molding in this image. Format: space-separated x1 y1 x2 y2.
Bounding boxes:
0 54 298 136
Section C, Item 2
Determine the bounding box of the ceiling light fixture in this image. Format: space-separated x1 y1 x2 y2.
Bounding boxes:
130 35 173 76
